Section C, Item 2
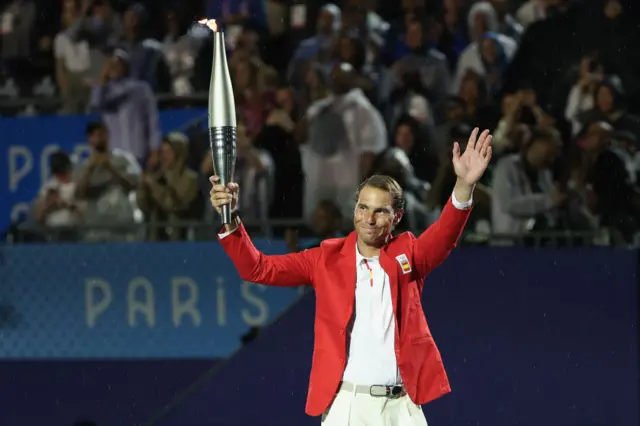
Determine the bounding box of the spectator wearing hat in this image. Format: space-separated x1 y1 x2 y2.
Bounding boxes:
90 49 161 171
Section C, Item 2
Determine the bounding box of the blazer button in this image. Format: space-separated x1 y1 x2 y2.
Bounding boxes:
340 329 345 335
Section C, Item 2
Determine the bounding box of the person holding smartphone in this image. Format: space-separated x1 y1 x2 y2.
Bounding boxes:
33 151 82 240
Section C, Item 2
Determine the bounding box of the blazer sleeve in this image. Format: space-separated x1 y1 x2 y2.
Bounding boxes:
218 223 316 287
413 196 471 279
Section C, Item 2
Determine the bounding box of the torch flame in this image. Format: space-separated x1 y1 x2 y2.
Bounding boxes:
198 18 218 32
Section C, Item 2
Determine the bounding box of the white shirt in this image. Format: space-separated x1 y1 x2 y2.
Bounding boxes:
54 31 90 73
343 192 472 386
342 246 399 385
219 191 473 386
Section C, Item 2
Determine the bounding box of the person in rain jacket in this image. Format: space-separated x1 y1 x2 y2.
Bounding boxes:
136 132 200 241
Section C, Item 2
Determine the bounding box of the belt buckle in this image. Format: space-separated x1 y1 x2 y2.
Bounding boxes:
370 385 403 398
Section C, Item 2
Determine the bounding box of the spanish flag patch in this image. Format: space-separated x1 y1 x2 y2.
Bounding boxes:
395 254 412 274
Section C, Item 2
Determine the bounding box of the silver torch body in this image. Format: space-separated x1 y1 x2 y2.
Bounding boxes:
208 25 236 224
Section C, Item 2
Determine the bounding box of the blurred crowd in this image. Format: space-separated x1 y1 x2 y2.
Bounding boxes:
7 0 640 246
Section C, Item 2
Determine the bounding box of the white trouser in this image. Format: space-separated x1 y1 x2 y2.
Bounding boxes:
320 387 428 426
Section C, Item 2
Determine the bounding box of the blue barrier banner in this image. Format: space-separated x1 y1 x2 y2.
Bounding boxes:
0 108 206 233
0 240 302 359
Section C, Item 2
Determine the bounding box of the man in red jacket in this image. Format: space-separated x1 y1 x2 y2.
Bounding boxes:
210 128 492 425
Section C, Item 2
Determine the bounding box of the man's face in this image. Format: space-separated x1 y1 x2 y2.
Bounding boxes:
528 139 559 169
406 22 423 50
480 38 498 64
62 0 77 20
353 186 399 247
107 57 125 80
161 142 176 168
123 10 139 32
596 85 614 113
338 37 355 62
471 13 489 40
459 75 479 101
395 124 415 151
317 9 335 34
275 87 293 111
89 128 108 152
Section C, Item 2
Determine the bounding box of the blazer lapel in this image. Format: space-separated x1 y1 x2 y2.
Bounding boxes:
338 231 358 303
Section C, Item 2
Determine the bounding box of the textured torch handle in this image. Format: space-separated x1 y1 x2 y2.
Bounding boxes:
209 126 237 225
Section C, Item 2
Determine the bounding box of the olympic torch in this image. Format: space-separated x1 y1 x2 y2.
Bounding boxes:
199 18 236 224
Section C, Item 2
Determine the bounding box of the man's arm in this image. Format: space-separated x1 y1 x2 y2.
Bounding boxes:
74 161 112 200
142 83 162 156
413 179 473 278
105 161 137 192
412 126 493 279
218 217 316 288
89 81 132 112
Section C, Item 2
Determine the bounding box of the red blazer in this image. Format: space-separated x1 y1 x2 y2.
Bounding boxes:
218 197 471 416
